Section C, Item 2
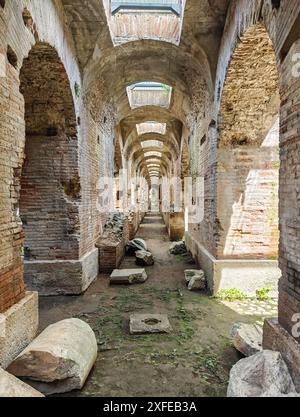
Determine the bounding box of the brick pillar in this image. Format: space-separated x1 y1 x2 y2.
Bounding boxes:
277 41 300 342
0 57 26 313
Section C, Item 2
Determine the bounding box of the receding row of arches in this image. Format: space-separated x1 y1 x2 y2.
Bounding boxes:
1 3 300 373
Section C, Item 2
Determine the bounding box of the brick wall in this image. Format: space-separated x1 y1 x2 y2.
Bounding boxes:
203 0 300 341
278 39 300 341
0 0 85 311
216 23 280 260
20 43 80 261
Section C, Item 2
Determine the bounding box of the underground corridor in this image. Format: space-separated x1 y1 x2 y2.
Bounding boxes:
38 212 278 397
0 0 300 399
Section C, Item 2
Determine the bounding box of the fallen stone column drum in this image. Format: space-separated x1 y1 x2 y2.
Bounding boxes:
7 318 97 395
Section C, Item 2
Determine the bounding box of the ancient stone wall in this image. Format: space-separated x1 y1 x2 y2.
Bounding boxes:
205 0 300 340
278 39 300 341
216 23 280 260
20 43 80 262
0 0 110 307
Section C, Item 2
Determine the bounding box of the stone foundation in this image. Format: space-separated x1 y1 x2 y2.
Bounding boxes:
263 318 300 392
185 232 281 296
0 292 38 369
24 249 98 296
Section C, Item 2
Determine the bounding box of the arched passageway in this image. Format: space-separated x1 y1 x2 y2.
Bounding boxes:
213 23 281 295
1 0 300 398
19 43 81 294
218 24 280 260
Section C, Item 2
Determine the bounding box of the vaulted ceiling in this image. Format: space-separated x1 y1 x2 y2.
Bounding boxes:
61 0 230 182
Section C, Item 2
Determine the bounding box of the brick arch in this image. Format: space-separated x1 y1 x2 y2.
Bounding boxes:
18 42 80 291
219 23 279 148
216 23 280 261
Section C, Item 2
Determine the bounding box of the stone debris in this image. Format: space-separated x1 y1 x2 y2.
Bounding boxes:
135 250 154 266
101 212 127 243
110 268 148 285
126 238 148 255
7 318 97 395
130 314 172 335
230 323 263 357
0 367 44 397
169 241 187 255
184 269 206 291
188 276 206 291
227 350 298 397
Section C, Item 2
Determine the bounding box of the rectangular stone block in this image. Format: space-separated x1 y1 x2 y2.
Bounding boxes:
130 314 172 335
0 292 38 369
97 240 125 273
24 249 98 296
110 269 147 285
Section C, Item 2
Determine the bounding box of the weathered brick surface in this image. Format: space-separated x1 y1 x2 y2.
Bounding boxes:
20 43 80 261
216 23 280 260
278 39 300 334
98 241 125 274
201 0 300 341
0 0 100 310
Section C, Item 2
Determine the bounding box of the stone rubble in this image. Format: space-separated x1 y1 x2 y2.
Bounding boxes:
169 241 187 255
230 323 263 357
101 212 127 244
227 350 298 397
184 269 206 291
135 250 154 266
126 238 148 255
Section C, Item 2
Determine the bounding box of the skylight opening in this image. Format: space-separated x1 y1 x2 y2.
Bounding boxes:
127 82 172 109
103 0 186 47
147 158 162 164
111 1 182 16
144 151 162 158
136 122 166 136
142 140 164 149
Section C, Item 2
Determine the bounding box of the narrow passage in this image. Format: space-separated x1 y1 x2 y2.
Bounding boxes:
39 213 277 397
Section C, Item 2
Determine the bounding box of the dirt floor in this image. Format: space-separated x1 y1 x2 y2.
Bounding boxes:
39 213 278 397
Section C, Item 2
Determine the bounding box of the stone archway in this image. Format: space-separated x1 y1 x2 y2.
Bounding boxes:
19 42 81 295
215 23 281 294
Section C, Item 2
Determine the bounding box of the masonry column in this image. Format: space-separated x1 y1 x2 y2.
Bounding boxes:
263 40 300 391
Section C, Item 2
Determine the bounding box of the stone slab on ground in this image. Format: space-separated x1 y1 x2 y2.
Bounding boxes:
227 350 298 397
0 368 44 397
130 314 172 335
230 322 263 357
110 269 148 285
7 318 97 395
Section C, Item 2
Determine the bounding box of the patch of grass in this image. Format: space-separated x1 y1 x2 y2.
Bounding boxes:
193 349 228 384
114 288 153 312
140 285 179 303
216 288 247 301
74 81 81 98
255 287 271 301
199 352 220 373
